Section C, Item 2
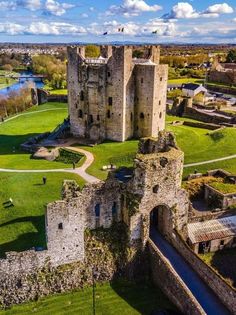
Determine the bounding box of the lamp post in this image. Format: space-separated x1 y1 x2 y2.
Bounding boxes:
92 267 98 315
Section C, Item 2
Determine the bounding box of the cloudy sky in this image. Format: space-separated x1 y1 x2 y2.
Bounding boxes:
0 0 236 43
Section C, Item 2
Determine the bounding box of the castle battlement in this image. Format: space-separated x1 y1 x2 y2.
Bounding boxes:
67 45 168 142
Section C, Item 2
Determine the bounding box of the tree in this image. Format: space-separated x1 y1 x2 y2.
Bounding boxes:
85 45 100 58
2 64 13 72
226 50 236 63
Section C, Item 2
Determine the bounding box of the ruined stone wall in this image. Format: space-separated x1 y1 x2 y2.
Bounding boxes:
148 239 205 315
126 134 189 243
172 231 236 313
46 178 122 265
184 107 231 124
0 224 143 308
209 70 236 85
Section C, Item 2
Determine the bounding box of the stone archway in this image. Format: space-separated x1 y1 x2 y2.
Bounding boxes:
149 205 173 238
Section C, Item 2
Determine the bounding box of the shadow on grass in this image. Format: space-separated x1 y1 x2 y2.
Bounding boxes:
210 248 236 288
0 215 46 258
0 133 42 155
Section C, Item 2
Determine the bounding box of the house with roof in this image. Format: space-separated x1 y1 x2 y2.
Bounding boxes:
182 83 208 98
187 216 236 254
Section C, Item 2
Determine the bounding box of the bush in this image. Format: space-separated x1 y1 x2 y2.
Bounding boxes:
55 148 83 164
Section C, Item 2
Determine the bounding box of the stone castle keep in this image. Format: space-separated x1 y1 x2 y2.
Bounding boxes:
67 45 168 142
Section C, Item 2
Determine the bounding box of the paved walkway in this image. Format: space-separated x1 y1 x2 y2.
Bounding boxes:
150 228 231 315
184 153 236 168
0 147 100 184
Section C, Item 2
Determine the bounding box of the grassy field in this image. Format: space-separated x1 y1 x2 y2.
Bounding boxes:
49 89 67 95
168 78 204 85
0 102 71 169
200 249 236 288
0 172 84 256
0 281 176 315
78 140 138 180
79 118 236 180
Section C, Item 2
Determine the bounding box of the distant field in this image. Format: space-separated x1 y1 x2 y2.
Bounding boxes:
0 281 175 315
168 78 204 85
0 172 84 256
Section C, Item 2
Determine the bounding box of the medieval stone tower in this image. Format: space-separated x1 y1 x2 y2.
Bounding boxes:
67 45 168 142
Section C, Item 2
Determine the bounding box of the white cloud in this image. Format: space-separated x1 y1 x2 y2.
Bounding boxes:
44 0 74 16
106 0 162 17
162 2 234 19
17 0 41 11
87 19 176 37
0 0 74 15
162 2 199 19
204 3 233 15
0 21 86 35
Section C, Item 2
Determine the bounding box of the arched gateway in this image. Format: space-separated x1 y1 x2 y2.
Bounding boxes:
149 205 173 238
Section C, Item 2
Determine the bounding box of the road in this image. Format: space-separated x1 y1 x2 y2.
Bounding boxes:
150 228 231 315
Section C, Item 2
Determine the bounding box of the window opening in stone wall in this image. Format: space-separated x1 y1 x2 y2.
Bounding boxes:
131 112 133 121
108 97 113 106
95 203 100 228
159 100 161 105
95 204 100 217
78 109 83 118
107 110 111 118
153 185 159 193
97 115 100 121
58 223 63 230
160 77 163 81
108 71 111 77
140 112 145 119
89 114 94 124
159 112 162 119
141 78 143 84
112 202 118 221
80 90 84 101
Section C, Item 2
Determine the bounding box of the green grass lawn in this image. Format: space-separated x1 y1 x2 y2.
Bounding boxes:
77 118 236 180
168 78 204 85
0 102 71 169
0 77 17 89
0 280 175 315
208 181 236 194
77 140 138 180
200 249 236 288
0 172 84 256
49 89 67 95
183 158 236 179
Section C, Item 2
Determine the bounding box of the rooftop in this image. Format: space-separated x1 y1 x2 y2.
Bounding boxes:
188 215 236 244
182 83 206 91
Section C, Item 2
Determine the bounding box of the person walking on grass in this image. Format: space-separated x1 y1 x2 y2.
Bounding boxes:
43 176 47 185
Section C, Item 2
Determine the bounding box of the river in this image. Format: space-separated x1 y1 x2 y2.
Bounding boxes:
0 71 45 96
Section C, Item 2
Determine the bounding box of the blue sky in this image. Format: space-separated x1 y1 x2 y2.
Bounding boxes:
0 0 236 43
